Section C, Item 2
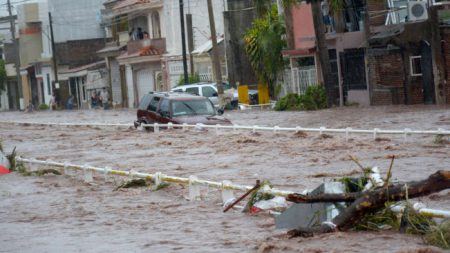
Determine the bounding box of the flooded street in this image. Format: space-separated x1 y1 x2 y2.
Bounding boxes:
0 105 449 252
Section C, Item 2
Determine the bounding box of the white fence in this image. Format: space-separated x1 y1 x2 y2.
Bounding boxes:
14 156 450 218
15 156 294 201
4 121 449 142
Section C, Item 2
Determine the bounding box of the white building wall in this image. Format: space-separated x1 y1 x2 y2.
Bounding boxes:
48 0 105 43
125 65 135 108
38 2 52 59
41 66 53 104
163 0 225 56
0 90 9 111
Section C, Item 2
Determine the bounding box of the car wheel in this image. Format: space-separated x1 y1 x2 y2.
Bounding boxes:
142 120 154 132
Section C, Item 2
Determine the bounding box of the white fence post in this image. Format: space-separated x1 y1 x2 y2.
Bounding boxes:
274 126 280 134
215 124 221 135
189 175 201 201
153 172 163 190
63 162 70 176
403 128 411 142
373 128 380 140
83 165 94 183
221 180 235 206
104 166 111 182
345 127 352 141
154 123 159 133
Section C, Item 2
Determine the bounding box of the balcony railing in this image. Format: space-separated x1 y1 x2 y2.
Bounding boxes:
127 38 166 55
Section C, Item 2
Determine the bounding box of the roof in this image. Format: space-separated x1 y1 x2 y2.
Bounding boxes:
97 44 126 54
192 38 224 55
113 0 146 10
117 46 162 60
112 0 162 14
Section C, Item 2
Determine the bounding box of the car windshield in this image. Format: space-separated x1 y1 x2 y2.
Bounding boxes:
172 99 216 117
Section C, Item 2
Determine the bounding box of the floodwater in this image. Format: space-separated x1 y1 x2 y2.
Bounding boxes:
0 105 449 252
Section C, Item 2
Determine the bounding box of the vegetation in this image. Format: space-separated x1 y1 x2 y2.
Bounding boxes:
176 73 200 86
38 103 49 111
274 85 327 111
244 4 286 98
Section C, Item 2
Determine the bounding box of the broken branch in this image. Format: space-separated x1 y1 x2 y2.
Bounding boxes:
289 170 450 237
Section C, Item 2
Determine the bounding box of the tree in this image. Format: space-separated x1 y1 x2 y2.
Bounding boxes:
244 5 286 97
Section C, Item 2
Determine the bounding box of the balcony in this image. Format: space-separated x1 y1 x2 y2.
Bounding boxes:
127 38 166 55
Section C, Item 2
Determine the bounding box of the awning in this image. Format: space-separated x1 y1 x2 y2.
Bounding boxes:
59 61 106 78
282 47 316 57
192 38 224 55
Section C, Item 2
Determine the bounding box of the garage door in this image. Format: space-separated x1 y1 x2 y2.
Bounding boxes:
136 68 154 102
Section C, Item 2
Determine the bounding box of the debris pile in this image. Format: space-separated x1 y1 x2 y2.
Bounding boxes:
281 157 450 249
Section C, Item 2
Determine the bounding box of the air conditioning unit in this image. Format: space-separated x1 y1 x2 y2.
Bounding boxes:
408 1 428 22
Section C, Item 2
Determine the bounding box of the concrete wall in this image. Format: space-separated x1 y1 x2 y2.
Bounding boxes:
48 0 105 43
55 39 104 67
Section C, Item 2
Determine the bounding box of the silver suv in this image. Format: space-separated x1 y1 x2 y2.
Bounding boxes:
171 82 238 108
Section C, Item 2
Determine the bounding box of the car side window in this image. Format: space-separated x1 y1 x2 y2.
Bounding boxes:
147 97 160 112
202 86 216 97
159 98 170 114
172 89 183 93
186 87 199 96
139 95 152 110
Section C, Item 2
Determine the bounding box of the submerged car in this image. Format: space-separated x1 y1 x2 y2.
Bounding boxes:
170 82 238 109
134 92 232 128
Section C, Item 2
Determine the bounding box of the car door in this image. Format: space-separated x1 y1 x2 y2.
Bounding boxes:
145 96 161 123
202 85 218 106
157 98 171 124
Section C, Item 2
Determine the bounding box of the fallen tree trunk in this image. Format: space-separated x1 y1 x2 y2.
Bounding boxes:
286 192 361 203
289 170 450 237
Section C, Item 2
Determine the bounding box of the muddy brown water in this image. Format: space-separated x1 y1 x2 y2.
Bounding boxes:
0 105 449 252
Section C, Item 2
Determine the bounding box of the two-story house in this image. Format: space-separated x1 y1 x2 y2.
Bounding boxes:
284 0 450 106
99 0 226 108
17 0 106 110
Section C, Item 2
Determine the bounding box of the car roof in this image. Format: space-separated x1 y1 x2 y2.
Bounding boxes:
171 82 215 89
143 92 208 101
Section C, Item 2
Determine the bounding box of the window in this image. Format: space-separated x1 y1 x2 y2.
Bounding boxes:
147 96 160 111
410 56 422 76
202 86 216 97
186 87 199 95
172 100 215 117
139 95 152 110
172 88 183 93
159 98 170 114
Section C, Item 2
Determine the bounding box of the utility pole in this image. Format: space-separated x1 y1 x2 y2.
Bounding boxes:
207 0 224 105
186 13 195 76
179 0 189 84
48 12 58 84
7 0 23 109
48 12 60 104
